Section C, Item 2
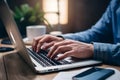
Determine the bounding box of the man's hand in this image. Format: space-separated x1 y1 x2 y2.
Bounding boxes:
32 35 64 52
47 40 94 60
32 35 94 61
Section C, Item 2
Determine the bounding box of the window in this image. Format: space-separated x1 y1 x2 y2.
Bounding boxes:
43 0 68 25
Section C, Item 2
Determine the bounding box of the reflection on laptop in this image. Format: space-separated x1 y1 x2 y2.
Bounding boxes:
0 0 102 73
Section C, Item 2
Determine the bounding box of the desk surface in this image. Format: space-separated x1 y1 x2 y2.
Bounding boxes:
0 43 120 80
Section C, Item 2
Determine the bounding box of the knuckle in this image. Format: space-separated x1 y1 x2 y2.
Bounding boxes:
33 38 38 42
64 53 69 57
54 43 59 48
37 44 40 48
72 49 76 53
46 35 51 38
57 46 63 51
38 41 43 45
65 40 73 43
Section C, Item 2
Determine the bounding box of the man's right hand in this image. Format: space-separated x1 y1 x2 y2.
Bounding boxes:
32 35 64 53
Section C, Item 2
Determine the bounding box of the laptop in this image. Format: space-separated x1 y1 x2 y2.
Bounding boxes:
0 0 102 73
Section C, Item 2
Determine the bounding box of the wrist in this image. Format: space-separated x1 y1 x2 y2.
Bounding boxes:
57 35 65 40
88 43 94 58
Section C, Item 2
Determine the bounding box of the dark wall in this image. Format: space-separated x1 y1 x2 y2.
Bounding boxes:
2 0 110 35
64 0 110 33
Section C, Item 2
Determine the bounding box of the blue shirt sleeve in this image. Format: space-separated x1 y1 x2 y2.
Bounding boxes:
63 2 113 43
62 0 120 66
93 42 120 66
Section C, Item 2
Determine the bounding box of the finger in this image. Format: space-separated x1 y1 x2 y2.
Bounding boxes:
36 41 44 52
50 45 71 59
47 41 72 58
36 35 52 52
56 50 74 60
32 36 43 51
47 42 64 58
47 45 58 58
55 40 74 45
41 42 54 50
56 51 73 60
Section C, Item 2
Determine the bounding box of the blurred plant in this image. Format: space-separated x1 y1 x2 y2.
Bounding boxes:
13 3 52 35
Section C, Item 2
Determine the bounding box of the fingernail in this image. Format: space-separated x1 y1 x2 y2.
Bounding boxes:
47 54 49 57
36 49 38 53
41 46 45 50
47 52 50 57
56 58 59 61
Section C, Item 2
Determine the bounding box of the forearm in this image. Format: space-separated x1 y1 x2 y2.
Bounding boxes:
62 27 113 43
93 42 120 66
62 29 95 43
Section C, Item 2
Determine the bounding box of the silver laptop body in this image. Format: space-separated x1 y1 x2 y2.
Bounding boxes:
0 0 101 73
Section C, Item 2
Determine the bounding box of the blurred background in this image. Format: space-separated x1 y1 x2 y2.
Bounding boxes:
0 0 110 38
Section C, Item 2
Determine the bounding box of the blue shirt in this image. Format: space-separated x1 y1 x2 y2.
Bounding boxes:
62 0 120 66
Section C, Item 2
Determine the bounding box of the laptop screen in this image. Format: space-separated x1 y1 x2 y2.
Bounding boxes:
0 0 35 70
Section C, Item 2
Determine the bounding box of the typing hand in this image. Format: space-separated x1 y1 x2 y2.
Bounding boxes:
32 35 64 53
47 40 94 60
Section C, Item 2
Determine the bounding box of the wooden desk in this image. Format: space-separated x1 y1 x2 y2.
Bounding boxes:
0 43 120 80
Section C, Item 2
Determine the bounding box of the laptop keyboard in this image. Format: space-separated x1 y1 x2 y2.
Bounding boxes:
27 48 70 67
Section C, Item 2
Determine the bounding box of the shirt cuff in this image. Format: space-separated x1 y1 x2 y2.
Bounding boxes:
56 35 65 40
93 42 113 64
